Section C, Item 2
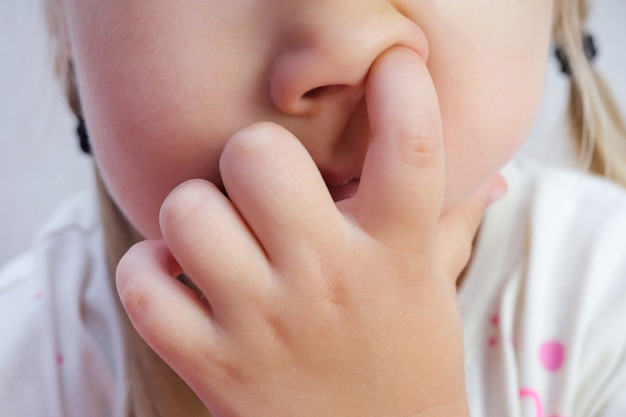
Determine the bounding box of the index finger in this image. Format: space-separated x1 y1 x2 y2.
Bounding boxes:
353 46 444 249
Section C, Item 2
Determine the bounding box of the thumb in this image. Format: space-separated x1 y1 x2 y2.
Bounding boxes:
435 175 508 286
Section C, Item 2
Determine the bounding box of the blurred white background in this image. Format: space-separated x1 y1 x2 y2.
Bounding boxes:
1 0 625 265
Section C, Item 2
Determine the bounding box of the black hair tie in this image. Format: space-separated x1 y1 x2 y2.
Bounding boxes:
76 117 91 154
555 33 598 76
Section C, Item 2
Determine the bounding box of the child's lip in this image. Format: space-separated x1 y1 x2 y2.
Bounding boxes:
327 178 360 202
324 171 361 202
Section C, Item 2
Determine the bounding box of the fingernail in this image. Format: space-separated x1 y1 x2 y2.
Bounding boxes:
487 177 508 206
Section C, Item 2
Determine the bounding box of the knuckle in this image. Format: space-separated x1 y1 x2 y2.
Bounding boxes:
118 272 155 332
265 311 292 349
195 345 240 380
406 133 441 167
121 279 148 315
391 113 442 168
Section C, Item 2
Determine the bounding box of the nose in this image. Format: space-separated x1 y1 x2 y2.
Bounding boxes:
269 1 428 116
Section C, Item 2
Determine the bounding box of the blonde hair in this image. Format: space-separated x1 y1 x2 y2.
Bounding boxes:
553 0 626 185
95 174 209 416
44 0 626 416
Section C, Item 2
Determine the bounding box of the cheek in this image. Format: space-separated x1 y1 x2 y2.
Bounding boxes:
70 3 264 238
439 65 545 211
90 72 268 239
86 64 225 239
425 6 553 210
93 130 224 240
86 53 247 239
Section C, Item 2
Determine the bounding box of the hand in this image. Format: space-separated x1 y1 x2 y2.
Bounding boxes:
116 46 505 417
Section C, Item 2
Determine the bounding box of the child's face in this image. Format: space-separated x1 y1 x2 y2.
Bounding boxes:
62 0 555 238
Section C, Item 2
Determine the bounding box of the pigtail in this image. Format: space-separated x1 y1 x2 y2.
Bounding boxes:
554 0 626 186
95 173 211 417
44 0 81 119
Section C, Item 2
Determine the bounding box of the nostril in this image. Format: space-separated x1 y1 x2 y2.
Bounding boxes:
303 84 345 99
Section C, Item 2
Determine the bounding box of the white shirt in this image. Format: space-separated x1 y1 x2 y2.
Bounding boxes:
0 193 127 417
461 159 626 417
2 158 626 417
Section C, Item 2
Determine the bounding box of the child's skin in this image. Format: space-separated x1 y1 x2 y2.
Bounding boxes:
59 0 556 415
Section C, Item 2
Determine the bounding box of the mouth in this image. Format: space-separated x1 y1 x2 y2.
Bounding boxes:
326 177 360 202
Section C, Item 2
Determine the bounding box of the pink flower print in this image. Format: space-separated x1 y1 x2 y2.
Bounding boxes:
518 340 568 417
539 341 565 372
488 313 499 348
519 388 568 417
520 388 544 417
